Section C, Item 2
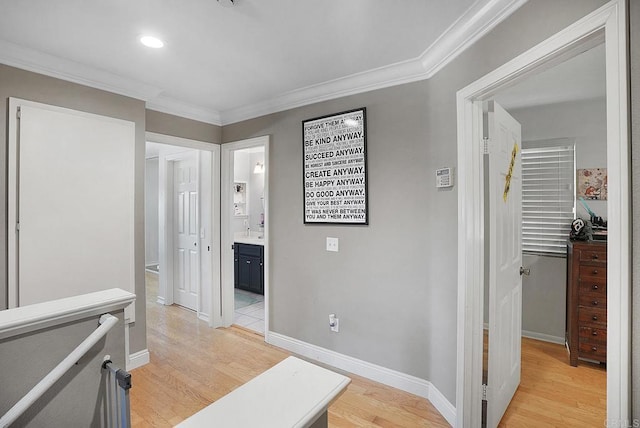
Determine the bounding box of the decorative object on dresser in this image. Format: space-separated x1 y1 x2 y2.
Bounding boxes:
566 240 607 367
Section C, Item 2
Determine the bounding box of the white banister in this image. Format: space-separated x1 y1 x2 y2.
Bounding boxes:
0 313 119 428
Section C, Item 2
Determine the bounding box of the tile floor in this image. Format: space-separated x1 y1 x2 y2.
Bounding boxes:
233 288 265 334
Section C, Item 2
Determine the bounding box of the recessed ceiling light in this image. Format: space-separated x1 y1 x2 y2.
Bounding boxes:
140 35 164 49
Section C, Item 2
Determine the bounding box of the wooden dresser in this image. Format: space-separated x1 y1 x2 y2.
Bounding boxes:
566 240 607 366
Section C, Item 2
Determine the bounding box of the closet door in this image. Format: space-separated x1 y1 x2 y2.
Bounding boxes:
9 99 135 318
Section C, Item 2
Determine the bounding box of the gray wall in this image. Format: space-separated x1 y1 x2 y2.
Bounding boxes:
0 68 222 355
223 0 608 402
146 109 221 144
631 0 640 420
509 98 606 341
0 64 147 354
0 310 126 427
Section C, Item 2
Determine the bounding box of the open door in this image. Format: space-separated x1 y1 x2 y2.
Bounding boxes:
485 101 523 427
172 151 199 311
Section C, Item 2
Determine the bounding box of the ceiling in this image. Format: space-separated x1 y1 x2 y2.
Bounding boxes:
494 42 605 110
0 0 603 126
0 0 532 125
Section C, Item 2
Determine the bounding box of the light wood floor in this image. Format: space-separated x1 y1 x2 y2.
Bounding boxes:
499 337 606 427
132 272 449 427
132 273 605 427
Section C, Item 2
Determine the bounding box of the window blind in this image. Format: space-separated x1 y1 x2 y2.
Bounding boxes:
521 144 575 256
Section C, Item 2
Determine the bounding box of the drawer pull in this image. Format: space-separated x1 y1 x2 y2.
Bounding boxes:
592 300 599 306
592 269 599 275
592 315 599 321
592 331 598 336
591 346 598 352
246 260 251 264
592 285 599 290
592 253 599 259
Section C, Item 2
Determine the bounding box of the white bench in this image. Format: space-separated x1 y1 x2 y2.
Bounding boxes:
176 356 351 428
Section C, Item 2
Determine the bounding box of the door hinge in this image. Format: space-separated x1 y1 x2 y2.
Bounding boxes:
16 222 20 232
16 106 21 120
482 384 488 401
482 137 490 155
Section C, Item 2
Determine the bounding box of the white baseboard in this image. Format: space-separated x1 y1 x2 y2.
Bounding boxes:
156 296 165 305
521 330 564 345
267 331 455 427
127 349 150 371
483 324 565 345
198 312 210 323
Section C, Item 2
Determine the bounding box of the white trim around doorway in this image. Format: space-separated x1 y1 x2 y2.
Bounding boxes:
145 132 221 327
220 136 270 338
455 1 629 426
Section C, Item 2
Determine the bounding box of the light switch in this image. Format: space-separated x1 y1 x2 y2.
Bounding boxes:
326 237 339 252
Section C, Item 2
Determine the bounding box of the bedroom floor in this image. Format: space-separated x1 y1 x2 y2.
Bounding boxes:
498 337 606 426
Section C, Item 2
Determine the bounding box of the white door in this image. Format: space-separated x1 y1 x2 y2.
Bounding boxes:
9 100 135 318
173 154 199 310
486 101 523 427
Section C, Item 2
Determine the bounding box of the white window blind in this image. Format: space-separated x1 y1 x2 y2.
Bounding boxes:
521 144 575 255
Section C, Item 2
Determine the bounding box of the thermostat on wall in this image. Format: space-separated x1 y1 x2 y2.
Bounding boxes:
436 167 453 188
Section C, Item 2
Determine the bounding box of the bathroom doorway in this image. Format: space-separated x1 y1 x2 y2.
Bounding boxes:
221 136 270 336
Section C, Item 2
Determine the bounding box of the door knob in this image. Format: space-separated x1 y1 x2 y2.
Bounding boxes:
519 266 530 276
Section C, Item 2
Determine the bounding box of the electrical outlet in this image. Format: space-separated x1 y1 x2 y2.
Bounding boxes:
329 314 339 332
326 237 339 252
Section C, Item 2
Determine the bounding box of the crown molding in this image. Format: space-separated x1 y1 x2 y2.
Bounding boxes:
419 0 529 76
219 57 428 125
0 40 162 101
146 95 222 126
0 0 527 127
219 0 528 124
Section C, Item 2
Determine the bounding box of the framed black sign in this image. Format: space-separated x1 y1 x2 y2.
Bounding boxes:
303 107 368 224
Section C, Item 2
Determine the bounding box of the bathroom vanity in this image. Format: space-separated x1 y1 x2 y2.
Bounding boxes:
234 239 264 295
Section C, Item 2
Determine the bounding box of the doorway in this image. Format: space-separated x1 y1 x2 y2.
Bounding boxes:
221 136 270 336
480 42 608 425
144 132 221 326
456 2 630 426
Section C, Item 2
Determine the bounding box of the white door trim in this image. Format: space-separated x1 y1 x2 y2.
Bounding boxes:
146 132 221 327
221 136 270 335
455 1 629 426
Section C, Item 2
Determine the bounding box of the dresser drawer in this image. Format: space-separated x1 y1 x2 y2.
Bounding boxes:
578 278 606 295
578 307 607 325
579 249 606 263
578 341 606 360
578 265 606 280
578 292 606 309
579 326 607 343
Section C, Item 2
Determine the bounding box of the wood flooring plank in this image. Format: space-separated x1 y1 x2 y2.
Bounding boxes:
133 273 450 427
133 273 604 427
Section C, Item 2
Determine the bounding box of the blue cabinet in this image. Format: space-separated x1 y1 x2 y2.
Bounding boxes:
234 243 264 295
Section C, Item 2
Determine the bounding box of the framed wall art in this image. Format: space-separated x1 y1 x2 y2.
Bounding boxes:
577 168 607 200
303 107 368 225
